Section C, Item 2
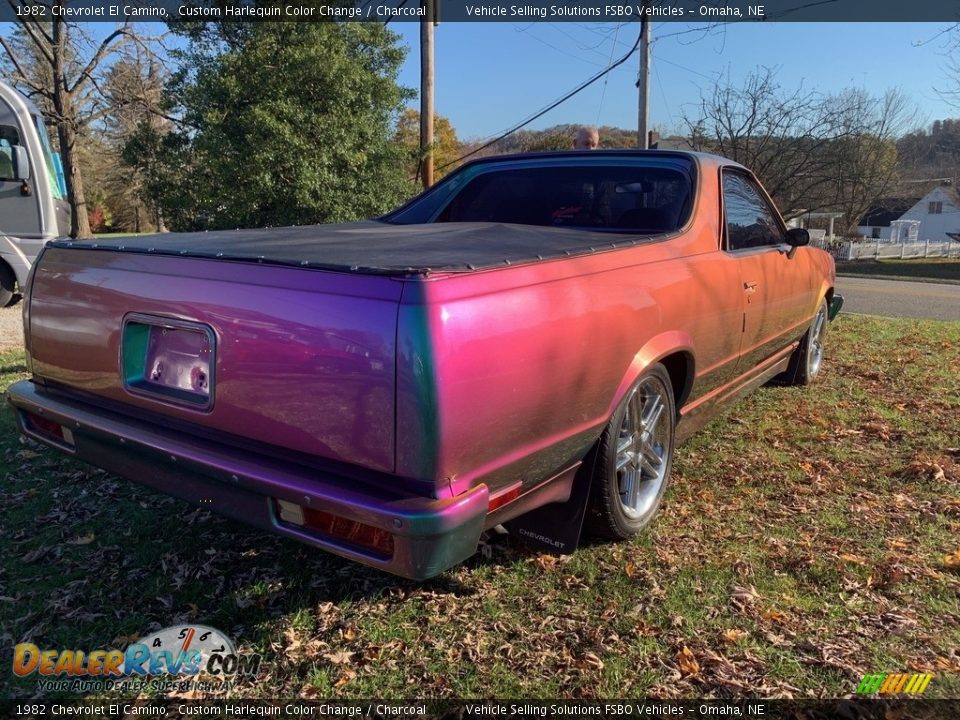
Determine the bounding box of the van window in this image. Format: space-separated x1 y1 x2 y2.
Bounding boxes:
0 124 20 180
33 115 66 200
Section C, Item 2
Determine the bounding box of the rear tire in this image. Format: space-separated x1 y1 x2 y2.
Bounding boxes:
587 364 676 540
783 298 829 386
0 263 16 308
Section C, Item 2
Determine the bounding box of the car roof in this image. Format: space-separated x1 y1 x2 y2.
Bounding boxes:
456 148 746 173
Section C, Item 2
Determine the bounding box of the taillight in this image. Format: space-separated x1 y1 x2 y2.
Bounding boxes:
275 499 394 557
23 412 74 448
488 482 522 513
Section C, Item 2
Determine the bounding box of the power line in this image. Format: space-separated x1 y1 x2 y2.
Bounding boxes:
438 26 643 170
595 22 623 124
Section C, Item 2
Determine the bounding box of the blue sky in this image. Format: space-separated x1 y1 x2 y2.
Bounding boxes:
386 22 959 140
4 20 957 141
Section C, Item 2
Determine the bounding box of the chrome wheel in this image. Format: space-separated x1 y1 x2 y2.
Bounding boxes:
808 304 828 377
615 377 671 519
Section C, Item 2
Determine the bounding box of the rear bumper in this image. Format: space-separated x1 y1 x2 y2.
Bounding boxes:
6 380 488 580
828 293 844 321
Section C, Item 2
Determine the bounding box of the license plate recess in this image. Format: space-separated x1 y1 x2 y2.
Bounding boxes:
121 314 216 410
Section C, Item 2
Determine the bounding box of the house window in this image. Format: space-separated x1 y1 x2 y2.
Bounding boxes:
871 227 881 239
929 201 943 214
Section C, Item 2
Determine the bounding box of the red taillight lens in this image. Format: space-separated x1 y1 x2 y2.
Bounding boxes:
488 482 522 513
24 413 74 447
275 500 394 557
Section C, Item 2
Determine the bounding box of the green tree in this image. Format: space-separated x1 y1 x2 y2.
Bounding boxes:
139 21 415 231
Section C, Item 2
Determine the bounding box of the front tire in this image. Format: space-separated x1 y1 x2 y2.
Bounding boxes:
588 364 676 540
0 263 16 308
784 298 829 386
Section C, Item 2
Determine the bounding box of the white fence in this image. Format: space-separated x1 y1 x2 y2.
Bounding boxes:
813 237 960 262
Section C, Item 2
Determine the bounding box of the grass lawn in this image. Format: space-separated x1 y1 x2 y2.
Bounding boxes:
836 258 960 283
1 315 959 699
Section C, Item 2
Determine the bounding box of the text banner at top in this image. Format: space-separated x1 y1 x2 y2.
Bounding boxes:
3 0 959 22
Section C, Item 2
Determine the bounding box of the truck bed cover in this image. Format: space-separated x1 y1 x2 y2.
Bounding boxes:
50 221 664 276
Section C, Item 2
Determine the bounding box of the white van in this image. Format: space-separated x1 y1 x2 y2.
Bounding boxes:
0 80 70 306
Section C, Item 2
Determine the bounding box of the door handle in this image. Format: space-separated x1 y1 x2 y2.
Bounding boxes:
743 281 758 293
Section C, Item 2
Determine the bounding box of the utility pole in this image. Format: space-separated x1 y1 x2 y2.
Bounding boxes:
637 15 651 149
419 0 435 189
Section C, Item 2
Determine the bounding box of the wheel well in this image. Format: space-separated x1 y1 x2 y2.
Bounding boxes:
659 351 694 411
825 286 834 304
0 259 15 288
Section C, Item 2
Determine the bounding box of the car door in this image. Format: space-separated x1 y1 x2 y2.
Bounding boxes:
721 170 810 372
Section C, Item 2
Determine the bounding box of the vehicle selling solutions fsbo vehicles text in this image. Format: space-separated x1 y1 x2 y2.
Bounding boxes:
462 5 762 17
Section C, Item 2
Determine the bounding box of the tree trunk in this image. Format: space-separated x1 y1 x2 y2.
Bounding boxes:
51 17 92 239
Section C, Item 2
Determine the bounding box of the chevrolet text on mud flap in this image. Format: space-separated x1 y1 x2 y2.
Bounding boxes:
8 151 841 579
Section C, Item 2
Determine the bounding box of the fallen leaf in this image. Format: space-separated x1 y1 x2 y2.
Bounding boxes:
21 547 47 564
676 646 700 676
580 651 604 670
333 668 356 688
722 628 748 644
942 550 960 569
324 650 353 665
763 609 789 624
67 533 95 545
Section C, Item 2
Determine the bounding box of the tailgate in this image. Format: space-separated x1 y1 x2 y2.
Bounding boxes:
26 247 401 473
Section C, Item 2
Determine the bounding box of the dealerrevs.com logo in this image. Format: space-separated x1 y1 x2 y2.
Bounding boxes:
13 625 262 693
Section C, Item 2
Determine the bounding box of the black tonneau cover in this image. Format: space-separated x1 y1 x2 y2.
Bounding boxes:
49 221 666 276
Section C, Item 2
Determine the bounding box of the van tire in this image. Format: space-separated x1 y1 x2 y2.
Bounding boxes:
0 263 17 308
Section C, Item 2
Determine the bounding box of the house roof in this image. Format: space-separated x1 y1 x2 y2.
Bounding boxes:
859 197 921 227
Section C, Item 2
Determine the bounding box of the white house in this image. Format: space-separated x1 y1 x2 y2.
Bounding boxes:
858 183 960 241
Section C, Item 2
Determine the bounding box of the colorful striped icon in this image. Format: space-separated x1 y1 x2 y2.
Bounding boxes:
856 673 933 696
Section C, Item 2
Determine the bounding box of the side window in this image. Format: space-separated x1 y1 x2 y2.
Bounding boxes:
0 124 21 179
723 172 784 251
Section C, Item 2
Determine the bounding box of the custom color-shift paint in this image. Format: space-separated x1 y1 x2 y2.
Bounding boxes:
7 152 836 579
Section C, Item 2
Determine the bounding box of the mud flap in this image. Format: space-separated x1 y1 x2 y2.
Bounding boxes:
504 456 596 555
828 293 844 321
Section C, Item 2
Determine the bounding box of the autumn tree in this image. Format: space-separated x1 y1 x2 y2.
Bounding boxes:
395 108 461 180
0 14 147 237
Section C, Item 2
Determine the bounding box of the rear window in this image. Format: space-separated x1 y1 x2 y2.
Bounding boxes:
386 158 694 233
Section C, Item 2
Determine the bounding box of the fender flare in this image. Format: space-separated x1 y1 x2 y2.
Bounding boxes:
0 235 32 287
606 330 696 419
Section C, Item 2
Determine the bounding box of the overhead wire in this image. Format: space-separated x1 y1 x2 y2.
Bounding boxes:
437 25 643 171
595 23 623 125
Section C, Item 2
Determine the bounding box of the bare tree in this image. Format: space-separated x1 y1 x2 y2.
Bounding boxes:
0 9 145 237
101 48 171 232
934 24 960 108
683 67 911 230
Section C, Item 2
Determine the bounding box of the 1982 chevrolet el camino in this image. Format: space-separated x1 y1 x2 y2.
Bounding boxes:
7 151 842 579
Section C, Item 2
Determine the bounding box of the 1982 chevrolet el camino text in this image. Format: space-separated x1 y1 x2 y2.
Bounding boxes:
7 151 842 579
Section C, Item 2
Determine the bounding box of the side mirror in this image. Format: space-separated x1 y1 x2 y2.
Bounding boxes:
785 227 810 247
7 145 31 181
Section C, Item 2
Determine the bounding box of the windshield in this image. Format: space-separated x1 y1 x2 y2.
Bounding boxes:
385 156 695 233
33 115 66 200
